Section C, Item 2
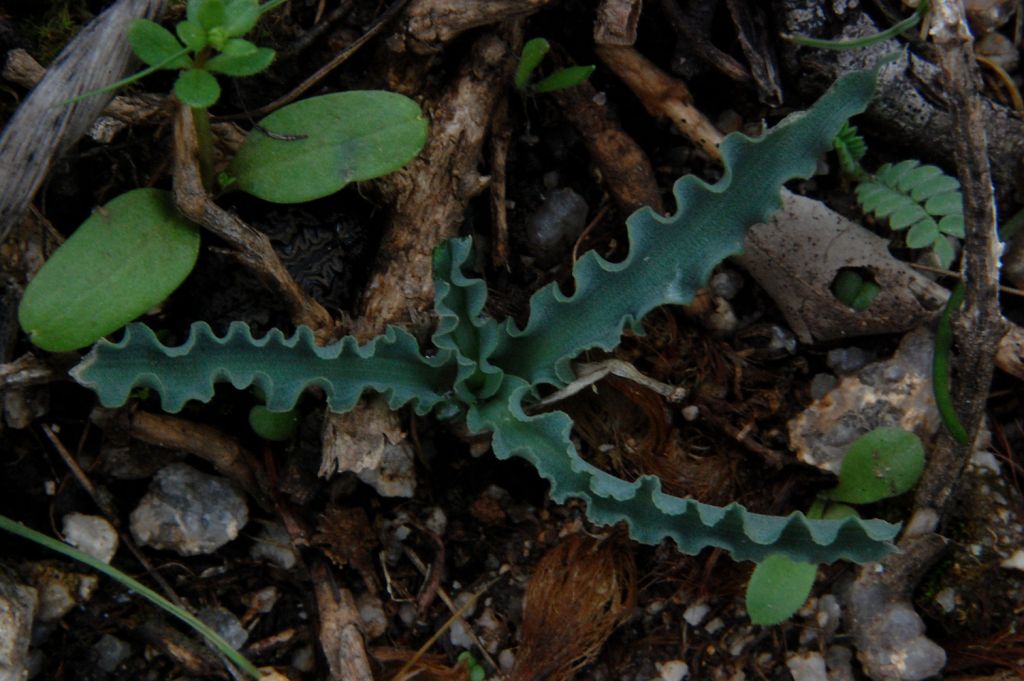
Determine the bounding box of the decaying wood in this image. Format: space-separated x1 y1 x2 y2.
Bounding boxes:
321 28 518 487
172 105 335 338
0 0 167 246
594 0 643 46
311 559 375 681
510 532 636 681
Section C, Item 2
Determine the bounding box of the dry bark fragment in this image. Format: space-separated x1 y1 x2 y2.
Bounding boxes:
312 559 375 681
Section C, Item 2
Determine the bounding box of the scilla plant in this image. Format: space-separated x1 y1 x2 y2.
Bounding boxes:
71 64 900 565
18 0 426 352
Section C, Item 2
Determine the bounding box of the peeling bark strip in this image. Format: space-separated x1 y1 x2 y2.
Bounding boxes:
0 0 167 245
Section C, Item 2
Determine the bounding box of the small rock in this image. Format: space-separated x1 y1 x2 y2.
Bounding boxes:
197 606 248 650
526 188 589 266
1001 548 1024 571
656 660 689 681
499 648 516 671
825 645 856 681
682 602 709 626
826 347 871 375
249 522 298 570
90 634 131 673
0 567 37 681
130 463 248 556
786 652 828 681
291 645 315 673
23 562 97 623
704 617 724 634
357 593 387 639
710 269 743 300
809 374 838 400
62 513 118 564
934 587 957 613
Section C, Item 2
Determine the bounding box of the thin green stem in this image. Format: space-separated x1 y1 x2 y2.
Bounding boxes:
0 514 261 679
933 282 969 445
785 1 928 51
58 47 193 107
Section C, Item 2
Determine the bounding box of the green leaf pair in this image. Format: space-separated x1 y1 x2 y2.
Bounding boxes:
745 427 925 625
126 0 277 107
73 63 904 567
514 38 595 94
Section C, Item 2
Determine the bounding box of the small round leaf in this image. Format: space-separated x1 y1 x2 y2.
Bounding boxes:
249 406 299 441
128 19 190 69
824 427 925 504
906 217 939 249
18 189 200 352
188 0 226 29
232 91 428 203
174 68 221 108
746 555 818 625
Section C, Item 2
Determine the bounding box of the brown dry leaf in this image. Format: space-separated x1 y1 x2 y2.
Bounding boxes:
510 532 636 681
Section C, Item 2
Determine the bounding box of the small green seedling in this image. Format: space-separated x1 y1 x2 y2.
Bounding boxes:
514 38 595 94
94 0 286 108
249 404 299 441
745 427 925 625
20 4 426 353
832 268 881 312
457 651 487 681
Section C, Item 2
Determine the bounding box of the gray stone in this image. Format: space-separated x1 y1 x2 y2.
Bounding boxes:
197 606 247 650
62 513 118 564
91 634 131 673
130 463 248 556
0 567 37 681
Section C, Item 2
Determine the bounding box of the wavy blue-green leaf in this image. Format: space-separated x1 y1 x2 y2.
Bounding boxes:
492 61 886 387
71 322 454 414
467 379 899 564
431 238 505 403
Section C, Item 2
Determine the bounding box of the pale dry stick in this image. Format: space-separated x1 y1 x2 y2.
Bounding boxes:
172 105 336 339
595 45 724 159
310 558 375 681
529 358 687 412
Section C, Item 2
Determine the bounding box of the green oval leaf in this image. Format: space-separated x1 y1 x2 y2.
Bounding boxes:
906 218 939 249
188 0 226 29
223 0 260 37
534 64 596 93
128 19 191 69
745 554 818 625
515 37 550 90
232 90 428 203
18 189 200 352
174 68 221 108
825 427 925 504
